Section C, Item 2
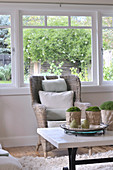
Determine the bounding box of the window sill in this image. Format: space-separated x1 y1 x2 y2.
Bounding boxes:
82 85 113 93
0 85 113 96
0 87 30 96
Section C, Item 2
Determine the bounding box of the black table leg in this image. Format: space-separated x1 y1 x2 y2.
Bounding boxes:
68 148 78 170
63 148 78 170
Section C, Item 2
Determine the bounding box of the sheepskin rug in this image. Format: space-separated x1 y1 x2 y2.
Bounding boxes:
18 150 113 170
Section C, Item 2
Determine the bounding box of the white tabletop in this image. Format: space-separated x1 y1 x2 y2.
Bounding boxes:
37 127 113 149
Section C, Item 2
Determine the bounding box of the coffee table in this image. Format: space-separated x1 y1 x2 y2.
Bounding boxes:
37 127 113 170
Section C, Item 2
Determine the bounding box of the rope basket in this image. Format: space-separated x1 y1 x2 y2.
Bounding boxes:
86 111 101 125
101 110 113 131
66 111 81 125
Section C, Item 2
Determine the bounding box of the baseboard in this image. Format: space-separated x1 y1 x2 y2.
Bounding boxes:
0 135 38 148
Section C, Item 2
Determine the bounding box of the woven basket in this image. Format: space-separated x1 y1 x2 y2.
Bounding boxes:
101 110 113 131
66 111 81 125
86 111 101 125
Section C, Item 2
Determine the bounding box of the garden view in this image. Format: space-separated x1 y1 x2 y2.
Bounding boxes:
0 15 113 84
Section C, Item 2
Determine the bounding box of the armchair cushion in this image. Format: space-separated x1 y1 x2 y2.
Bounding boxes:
46 109 66 121
39 90 74 109
47 120 66 127
42 78 67 92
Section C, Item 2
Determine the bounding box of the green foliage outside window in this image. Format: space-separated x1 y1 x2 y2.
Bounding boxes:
70 67 89 82
0 63 11 82
103 28 113 81
23 15 92 81
0 15 11 84
1 15 113 84
23 29 91 64
103 61 113 81
46 62 64 76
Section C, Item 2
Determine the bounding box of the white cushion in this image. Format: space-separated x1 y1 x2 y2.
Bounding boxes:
39 90 74 109
42 78 67 92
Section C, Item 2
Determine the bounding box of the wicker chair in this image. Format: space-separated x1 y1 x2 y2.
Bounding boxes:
30 75 91 157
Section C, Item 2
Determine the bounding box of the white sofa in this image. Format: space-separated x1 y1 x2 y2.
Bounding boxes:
0 145 22 170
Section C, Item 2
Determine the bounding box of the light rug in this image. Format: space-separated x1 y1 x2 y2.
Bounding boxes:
18 150 113 170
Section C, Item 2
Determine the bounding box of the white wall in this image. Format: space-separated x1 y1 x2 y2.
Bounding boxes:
0 91 113 148
0 95 38 147
0 0 113 148
82 92 113 106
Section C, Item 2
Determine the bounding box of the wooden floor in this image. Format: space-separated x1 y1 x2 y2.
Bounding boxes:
3 145 113 158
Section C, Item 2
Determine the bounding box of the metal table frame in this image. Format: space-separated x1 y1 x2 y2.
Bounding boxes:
63 147 113 170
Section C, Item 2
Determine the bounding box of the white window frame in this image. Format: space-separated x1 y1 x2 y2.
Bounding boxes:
21 11 97 87
0 11 15 88
0 3 113 95
100 12 113 86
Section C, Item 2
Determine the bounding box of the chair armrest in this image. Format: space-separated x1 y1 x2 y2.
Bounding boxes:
32 103 47 128
74 101 91 119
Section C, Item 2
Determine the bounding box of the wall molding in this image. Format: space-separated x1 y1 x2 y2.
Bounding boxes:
0 135 38 148
0 0 113 6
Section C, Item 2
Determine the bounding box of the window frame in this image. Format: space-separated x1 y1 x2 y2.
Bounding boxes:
21 11 96 86
0 4 113 95
101 12 113 85
0 11 15 88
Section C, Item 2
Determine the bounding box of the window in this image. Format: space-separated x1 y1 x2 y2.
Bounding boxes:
23 15 93 83
0 4 113 94
0 15 11 85
102 16 113 82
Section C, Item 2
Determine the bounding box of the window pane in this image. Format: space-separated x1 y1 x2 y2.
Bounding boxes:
47 16 68 26
71 16 92 26
0 28 11 84
103 29 113 81
102 17 112 27
23 28 92 83
23 15 45 26
0 15 11 26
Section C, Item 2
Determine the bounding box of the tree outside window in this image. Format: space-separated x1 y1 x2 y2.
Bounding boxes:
103 16 113 81
23 15 92 83
0 15 11 84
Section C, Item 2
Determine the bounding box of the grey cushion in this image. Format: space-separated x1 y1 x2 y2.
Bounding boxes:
42 78 67 92
39 90 74 109
47 120 66 127
46 109 66 121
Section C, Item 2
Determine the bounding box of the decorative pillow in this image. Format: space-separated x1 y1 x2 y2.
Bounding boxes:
39 90 74 109
42 78 67 92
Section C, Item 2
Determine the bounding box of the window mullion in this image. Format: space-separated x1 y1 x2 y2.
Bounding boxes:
97 12 103 86
89 13 97 85
14 10 23 88
10 13 15 86
68 16 71 26
45 16 47 26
